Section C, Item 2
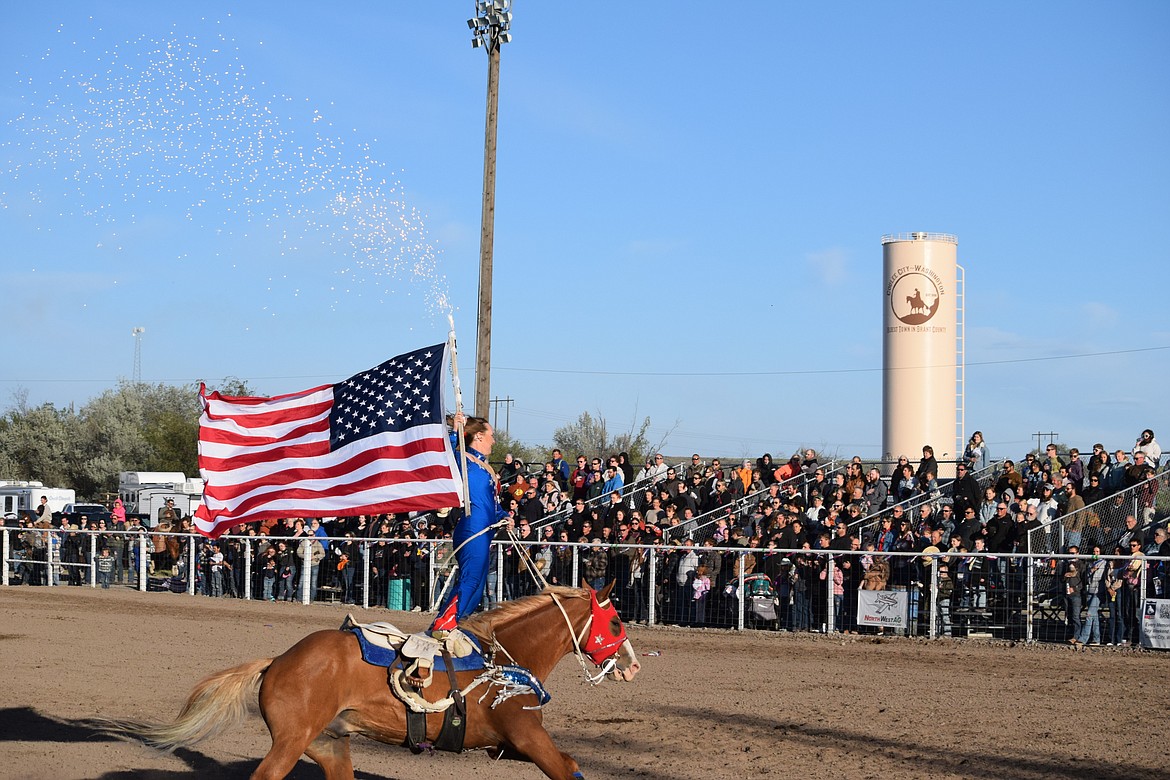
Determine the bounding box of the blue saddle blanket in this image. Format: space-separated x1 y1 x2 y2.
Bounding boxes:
347 628 486 673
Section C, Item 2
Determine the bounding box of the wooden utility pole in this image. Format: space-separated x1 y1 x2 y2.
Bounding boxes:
475 42 500 419
468 2 511 418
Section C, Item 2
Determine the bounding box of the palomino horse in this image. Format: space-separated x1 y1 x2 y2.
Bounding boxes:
106 584 640 779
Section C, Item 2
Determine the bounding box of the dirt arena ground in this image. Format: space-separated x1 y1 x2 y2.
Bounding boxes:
0 586 1163 780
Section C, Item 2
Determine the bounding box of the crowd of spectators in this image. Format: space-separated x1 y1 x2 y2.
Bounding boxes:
471 428 1167 638
4 428 1166 644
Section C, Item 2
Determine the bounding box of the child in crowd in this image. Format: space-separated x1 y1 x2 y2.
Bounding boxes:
96 548 115 589
209 545 225 598
262 558 278 602
692 563 712 627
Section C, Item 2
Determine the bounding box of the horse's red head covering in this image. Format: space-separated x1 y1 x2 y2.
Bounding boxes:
582 590 627 665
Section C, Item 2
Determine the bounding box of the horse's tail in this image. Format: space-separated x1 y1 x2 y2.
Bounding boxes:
94 657 272 751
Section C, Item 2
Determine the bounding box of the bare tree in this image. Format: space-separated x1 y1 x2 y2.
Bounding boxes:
553 409 675 465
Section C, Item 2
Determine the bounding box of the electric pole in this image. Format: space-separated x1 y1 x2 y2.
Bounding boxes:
488 396 514 438
1032 431 1059 454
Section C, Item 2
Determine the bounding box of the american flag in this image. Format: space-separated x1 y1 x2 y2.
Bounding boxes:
193 342 462 538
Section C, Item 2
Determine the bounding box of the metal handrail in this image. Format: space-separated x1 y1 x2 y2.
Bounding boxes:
681 459 848 543
1027 469 1169 554
527 459 688 534
848 459 1004 540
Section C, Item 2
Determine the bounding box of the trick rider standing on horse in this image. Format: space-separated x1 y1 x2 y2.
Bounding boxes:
397 413 510 687
430 413 511 633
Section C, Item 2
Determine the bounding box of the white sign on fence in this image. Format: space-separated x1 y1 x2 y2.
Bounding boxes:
857 590 908 629
1140 599 1170 650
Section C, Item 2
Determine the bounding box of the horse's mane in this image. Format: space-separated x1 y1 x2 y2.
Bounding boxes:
460 585 587 640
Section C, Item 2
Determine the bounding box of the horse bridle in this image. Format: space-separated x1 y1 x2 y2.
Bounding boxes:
548 590 628 686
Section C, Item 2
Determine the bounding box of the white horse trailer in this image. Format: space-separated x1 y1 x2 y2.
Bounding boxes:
0 481 76 520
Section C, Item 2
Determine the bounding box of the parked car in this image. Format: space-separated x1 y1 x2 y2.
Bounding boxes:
60 502 113 528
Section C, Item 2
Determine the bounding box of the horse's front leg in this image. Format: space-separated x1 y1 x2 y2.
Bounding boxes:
504 719 583 780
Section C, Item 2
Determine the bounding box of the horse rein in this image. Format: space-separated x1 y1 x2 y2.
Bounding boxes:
440 511 623 686
503 525 552 591
434 506 548 588
482 590 620 687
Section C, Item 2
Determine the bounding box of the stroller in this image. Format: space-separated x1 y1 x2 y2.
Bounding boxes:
742 573 780 629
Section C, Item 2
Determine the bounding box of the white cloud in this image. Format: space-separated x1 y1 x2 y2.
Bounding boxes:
1080 301 1118 328
805 247 848 285
964 326 1068 359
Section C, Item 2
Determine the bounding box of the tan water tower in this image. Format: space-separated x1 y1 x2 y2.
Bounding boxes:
881 232 962 476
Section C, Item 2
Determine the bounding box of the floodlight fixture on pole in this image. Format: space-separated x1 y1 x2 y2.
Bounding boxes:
468 0 511 418
468 1 512 52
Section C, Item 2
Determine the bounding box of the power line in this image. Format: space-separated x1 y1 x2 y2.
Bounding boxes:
493 344 1170 378
3 343 1168 386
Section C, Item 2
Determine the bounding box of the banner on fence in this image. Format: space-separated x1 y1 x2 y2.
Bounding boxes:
1140 599 1170 650
857 590 908 629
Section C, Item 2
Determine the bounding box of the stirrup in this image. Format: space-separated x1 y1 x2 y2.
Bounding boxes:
401 657 434 689
390 668 453 713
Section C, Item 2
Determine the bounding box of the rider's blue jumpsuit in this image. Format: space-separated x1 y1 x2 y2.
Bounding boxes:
433 443 511 627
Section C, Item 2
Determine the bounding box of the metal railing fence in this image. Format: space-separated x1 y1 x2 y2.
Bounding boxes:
1028 469 1170 556
5 526 1165 647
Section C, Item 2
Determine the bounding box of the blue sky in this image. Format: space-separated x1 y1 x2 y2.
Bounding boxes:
1 2 1167 461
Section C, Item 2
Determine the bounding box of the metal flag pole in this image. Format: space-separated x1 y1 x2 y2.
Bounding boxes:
447 314 472 530
432 561 459 614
